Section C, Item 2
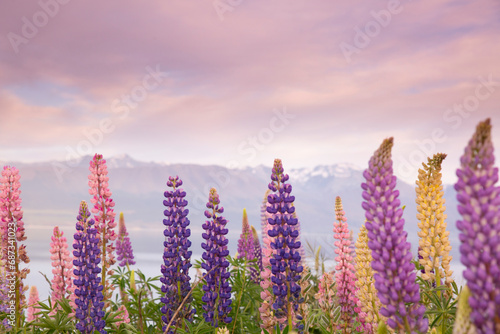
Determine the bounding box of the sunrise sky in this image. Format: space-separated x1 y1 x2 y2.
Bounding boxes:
1 0 499 184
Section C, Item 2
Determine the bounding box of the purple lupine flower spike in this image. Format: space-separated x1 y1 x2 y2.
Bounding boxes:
361 138 428 333
72 201 106 334
455 119 500 334
267 158 303 331
201 188 232 327
251 225 263 283
160 176 194 333
237 208 255 260
116 212 136 268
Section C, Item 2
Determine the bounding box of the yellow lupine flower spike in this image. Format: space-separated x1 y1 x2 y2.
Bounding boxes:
355 224 384 333
415 153 453 286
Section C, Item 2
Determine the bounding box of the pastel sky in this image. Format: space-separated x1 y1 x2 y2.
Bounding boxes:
1 0 499 184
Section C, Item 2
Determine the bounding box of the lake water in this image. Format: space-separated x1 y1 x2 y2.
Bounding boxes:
25 252 466 302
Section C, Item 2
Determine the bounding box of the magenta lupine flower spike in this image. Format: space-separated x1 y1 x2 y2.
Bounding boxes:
361 138 428 333
237 208 255 261
88 154 117 304
201 188 232 327
333 196 359 332
160 176 194 333
0 166 29 329
116 212 135 268
455 119 500 334
27 286 39 322
50 226 74 309
267 159 303 331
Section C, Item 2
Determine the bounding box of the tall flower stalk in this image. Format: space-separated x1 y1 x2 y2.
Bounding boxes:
27 286 39 322
49 226 74 310
333 196 358 333
250 225 263 283
116 212 135 268
0 166 29 329
237 208 254 261
361 138 428 333
416 153 453 287
72 201 106 334
267 159 303 331
453 286 477 334
160 176 194 333
88 154 117 305
259 191 281 332
455 119 500 334
355 224 383 334
201 188 232 327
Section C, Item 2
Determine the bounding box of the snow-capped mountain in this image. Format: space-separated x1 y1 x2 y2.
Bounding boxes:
7 155 460 270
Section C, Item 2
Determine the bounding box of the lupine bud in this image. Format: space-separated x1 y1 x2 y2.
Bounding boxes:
201 188 232 327
361 138 428 333
455 119 500 334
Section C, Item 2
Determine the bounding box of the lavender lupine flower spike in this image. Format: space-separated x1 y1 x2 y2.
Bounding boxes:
237 208 255 261
116 212 135 268
267 158 303 330
73 201 106 334
361 138 428 333
455 119 500 334
160 176 194 333
201 188 232 327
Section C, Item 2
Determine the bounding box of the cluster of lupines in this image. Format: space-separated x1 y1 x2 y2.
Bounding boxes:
0 166 29 329
27 286 39 322
88 154 117 304
160 176 194 333
116 212 135 268
201 188 232 327
266 159 303 330
49 226 74 310
416 153 453 286
361 138 428 333
333 196 358 332
354 224 383 333
72 201 106 334
455 119 500 334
